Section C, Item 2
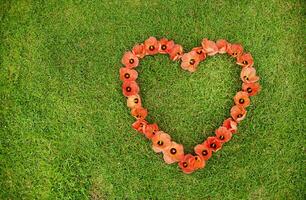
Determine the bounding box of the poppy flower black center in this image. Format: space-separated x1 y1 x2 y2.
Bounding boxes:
189 59 195 65
243 76 249 81
195 156 198 160
170 148 177 154
161 45 167 50
197 50 202 54
202 150 208 156
126 86 131 92
233 52 237 56
219 135 225 140
157 140 163 146
247 87 252 93
134 98 139 103
129 58 134 64
149 45 155 51
237 114 243 118
183 162 188 168
239 98 245 104
210 143 216 148
242 60 248 65
124 73 130 78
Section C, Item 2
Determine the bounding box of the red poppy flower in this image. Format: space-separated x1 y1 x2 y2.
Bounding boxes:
191 47 207 61
237 53 254 67
201 38 218 56
215 126 232 143
143 123 159 139
169 44 183 61
132 119 148 133
181 51 200 72
132 43 146 58
242 82 261 96
122 81 139 97
216 39 228 54
178 154 195 174
194 143 212 161
203 136 222 152
230 105 247 123
222 118 238 133
163 142 184 164
131 106 148 119
234 91 251 108
158 38 175 54
119 67 138 82
121 51 139 68
151 131 172 153
226 43 244 58
240 67 259 83
144 36 159 55
127 94 142 109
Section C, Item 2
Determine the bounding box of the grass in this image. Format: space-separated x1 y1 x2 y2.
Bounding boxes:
0 0 305 199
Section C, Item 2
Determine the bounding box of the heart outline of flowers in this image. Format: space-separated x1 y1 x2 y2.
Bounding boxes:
119 36 260 174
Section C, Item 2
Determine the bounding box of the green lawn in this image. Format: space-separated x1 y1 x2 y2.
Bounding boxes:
0 0 305 199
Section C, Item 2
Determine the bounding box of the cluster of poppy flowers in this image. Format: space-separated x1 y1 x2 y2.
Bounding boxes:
120 36 261 174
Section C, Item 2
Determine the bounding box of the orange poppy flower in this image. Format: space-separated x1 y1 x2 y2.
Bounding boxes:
132 43 146 58
234 91 251 108
122 81 139 97
163 142 184 164
240 67 259 83
127 94 142 109
121 51 139 68
131 106 148 119
201 38 218 56
181 51 200 72
222 118 238 133
242 82 261 96
178 154 195 174
203 136 222 152
192 155 206 170
226 43 243 58
119 67 138 82
132 119 148 133
151 131 172 153
191 47 207 61
143 123 159 139
237 53 254 67
230 105 247 123
216 39 228 54
194 143 212 160
169 44 183 61
144 36 159 55
158 38 175 54
215 126 232 143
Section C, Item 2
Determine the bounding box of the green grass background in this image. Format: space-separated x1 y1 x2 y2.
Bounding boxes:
0 0 305 199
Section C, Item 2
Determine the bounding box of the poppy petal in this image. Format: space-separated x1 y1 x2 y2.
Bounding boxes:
119 67 138 82
132 44 146 58
216 39 228 54
234 91 251 108
242 82 261 96
169 44 183 61
122 81 139 97
144 36 159 55
121 51 139 68
230 105 247 123
227 43 244 58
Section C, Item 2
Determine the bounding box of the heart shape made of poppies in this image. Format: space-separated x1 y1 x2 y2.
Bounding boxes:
119 36 261 174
